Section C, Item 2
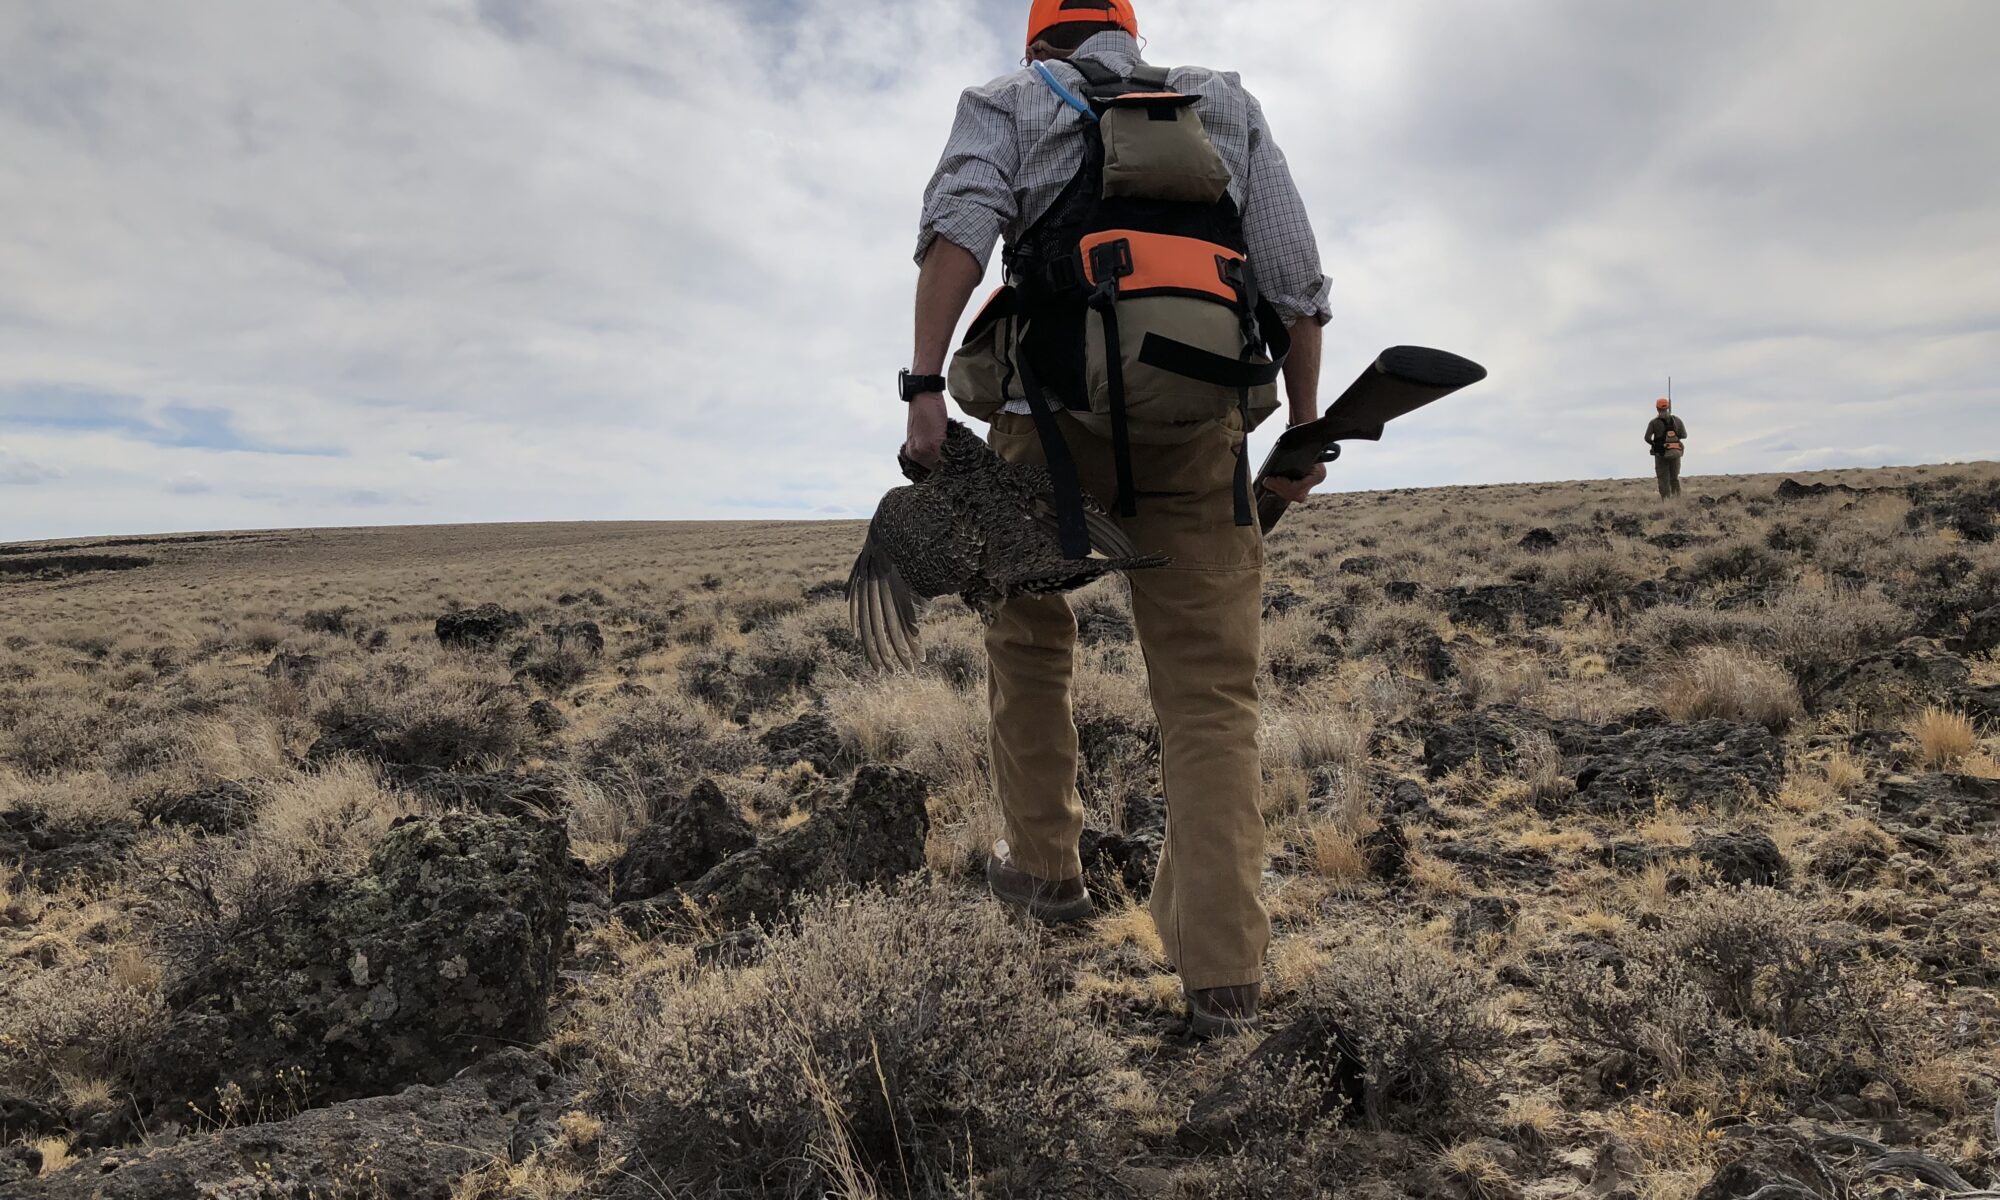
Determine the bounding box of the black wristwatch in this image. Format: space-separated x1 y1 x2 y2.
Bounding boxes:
898 369 948 403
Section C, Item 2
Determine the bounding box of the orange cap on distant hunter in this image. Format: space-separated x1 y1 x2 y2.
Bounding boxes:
1656 398 1671 410
1027 0 1139 53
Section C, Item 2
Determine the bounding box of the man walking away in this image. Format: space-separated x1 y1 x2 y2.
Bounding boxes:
1646 397 1687 499
901 0 1333 1035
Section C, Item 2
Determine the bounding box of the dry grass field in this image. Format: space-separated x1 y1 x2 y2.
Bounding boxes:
3 460 2000 1198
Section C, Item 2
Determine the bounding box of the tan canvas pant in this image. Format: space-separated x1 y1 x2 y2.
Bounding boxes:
1655 455 1682 499
985 410 1269 991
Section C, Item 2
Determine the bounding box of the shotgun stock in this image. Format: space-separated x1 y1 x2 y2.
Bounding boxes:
1254 346 1487 532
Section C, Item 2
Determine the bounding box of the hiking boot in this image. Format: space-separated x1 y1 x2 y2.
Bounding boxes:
1187 982 1263 1038
986 841 1094 925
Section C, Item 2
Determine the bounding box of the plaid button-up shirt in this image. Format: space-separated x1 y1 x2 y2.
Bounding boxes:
916 31 1333 326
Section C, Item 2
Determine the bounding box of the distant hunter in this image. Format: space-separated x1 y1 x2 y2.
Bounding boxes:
899 0 1333 1035
1647 396 1687 499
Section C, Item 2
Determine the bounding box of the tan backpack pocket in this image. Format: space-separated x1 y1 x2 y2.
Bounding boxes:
1073 232 1279 444
1097 92 1231 204
947 286 1025 425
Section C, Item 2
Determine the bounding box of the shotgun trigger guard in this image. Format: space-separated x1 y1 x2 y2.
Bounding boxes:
1318 443 1343 465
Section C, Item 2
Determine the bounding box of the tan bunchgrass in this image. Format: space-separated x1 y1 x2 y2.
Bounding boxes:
32 1136 76 1174
1092 898 1164 961
1660 645 1801 731
1905 706 1976 770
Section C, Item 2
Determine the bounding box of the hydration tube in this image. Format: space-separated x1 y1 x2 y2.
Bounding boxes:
1032 60 1097 122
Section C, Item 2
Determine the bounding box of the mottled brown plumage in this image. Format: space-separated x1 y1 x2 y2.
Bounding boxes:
848 421 1167 670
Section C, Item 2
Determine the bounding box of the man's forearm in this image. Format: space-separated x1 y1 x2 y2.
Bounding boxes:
1282 317 1322 425
913 239 985 376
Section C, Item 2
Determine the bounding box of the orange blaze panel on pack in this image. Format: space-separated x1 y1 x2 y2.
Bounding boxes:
1079 230 1242 303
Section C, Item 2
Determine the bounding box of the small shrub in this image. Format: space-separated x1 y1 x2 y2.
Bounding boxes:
1689 541 1791 590
618 887 1128 1198
1291 935 1507 1132
579 697 757 789
1658 646 1802 731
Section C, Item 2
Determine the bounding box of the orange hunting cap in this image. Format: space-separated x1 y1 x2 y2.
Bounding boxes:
1027 0 1139 53
1656 398 1671 410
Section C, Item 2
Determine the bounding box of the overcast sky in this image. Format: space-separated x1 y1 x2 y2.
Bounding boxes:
2 0 1996 541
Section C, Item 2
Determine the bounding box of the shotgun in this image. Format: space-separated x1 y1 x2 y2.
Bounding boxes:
1253 345 1488 532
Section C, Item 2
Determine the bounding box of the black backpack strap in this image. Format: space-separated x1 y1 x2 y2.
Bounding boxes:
1014 324 1094 560
1085 240 1138 517
1128 63 1170 88
1069 57 1124 87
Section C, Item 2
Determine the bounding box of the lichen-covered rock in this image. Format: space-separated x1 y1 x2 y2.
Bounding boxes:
136 781 257 834
1808 637 1970 721
1570 720 1783 812
21 1050 557 1200
1078 795 1166 898
434 603 526 648
759 710 841 774
1443 584 1562 633
1695 830 1791 888
676 765 929 930
1422 706 1556 779
149 810 568 1109
611 779 756 901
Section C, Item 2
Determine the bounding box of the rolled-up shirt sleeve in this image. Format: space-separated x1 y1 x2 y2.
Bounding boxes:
915 82 1021 271
1239 94 1333 325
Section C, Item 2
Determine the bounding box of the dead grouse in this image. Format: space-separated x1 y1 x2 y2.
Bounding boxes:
848 420 1167 670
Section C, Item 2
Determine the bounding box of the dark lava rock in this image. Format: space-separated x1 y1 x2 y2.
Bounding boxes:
1419 635 1459 682
0 1092 63 1141
1646 531 1707 550
802 579 847 602
545 620 605 657
1608 514 1646 537
1774 479 1862 502
557 587 608 606
0 1144 39 1188
526 698 567 734
676 765 929 931
1183 1011 1368 1151
1692 1126 1843 1200
434 603 526 648
1339 555 1387 577
1443 584 1562 633
1611 642 1647 672
1077 605 1135 647
1948 605 2000 655
0 810 139 886
759 709 842 774
611 779 757 902
1079 795 1167 898
1518 527 1563 552
1694 830 1790 887
1078 712 1156 778
1383 580 1421 603
1452 895 1521 948
21 1049 557 1200
1809 638 1970 720
1570 720 1784 813
1262 581 1307 616
1956 684 2000 730
1361 817 1412 881
263 651 321 684
148 810 568 1111
1422 706 1554 780
1875 773 2000 832
137 781 256 835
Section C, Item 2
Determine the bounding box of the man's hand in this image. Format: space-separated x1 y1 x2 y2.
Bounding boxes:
1260 462 1326 504
903 393 948 468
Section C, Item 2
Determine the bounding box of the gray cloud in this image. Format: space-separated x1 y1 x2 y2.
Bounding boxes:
0 0 1995 540
0 446 61 485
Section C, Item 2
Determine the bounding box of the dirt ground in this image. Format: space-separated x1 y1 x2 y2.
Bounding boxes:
3 459 1998 1198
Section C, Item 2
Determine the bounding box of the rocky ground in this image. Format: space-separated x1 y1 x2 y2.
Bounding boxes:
2 465 1998 1198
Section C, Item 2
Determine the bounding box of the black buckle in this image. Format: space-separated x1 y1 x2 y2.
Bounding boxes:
1089 238 1134 286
